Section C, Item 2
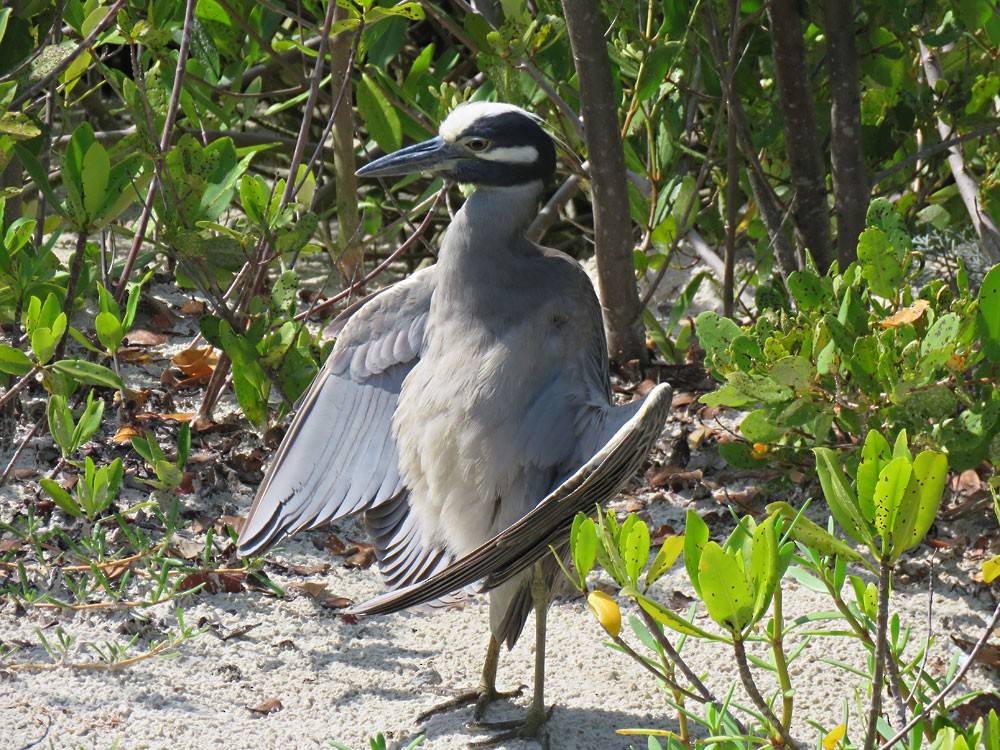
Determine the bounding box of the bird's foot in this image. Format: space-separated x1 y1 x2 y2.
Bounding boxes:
416 683 525 725
467 705 553 748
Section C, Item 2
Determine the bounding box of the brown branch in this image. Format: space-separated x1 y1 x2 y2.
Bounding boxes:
562 0 644 363
825 0 868 267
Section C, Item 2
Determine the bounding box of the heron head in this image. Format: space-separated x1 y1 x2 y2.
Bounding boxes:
356 102 557 187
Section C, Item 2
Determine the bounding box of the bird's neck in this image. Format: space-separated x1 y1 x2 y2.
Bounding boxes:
441 180 544 262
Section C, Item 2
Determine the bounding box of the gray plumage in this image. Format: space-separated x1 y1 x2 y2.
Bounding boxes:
237 102 672 738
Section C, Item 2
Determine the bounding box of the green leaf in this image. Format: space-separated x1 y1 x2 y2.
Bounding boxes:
739 409 785 443
130 433 156 465
570 513 598 589
694 311 741 355
620 515 650 588
636 45 672 100
890 450 947 561
81 140 111 222
717 441 768 470
726 370 792 403
699 383 753 408
749 516 779 624
239 173 269 226
645 535 684 588
857 227 907 299
366 1 424 23
872 456 912 543
39 478 82 518
683 509 710 597
813 447 872 546
47 394 74 455
768 355 814 391
176 422 191 468
629 590 717 639
698 542 754 633
71 393 105 450
95 311 124 352
30 327 57 366
788 270 826 309
275 211 318 255
856 430 891 522
0 344 34 375
766 502 868 565
357 72 402 154
978 264 1000 364
50 359 125 390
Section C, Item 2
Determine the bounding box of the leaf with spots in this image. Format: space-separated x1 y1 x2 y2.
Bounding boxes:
631 590 718 639
788 269 827 310
977 264 1000 364
644 534 684 589
767 502 872 569
749 515 780 624
239 173 269 226
619 515 650 589
814 447 872 547
856 430 891 522
921 312 960 355
872 456 912 545
857 227 907 299
890 450 947 561
698 542 753 634
865 197 912 258
683 509 710 597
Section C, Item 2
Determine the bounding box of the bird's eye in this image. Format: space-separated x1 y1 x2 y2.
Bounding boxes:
465 138 491 152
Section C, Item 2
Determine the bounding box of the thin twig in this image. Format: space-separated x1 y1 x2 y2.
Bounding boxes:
8 0 128 109
864 557 893 750
293 187 448 322
878 598 1000 750
733 637 800 749
0 414 45 488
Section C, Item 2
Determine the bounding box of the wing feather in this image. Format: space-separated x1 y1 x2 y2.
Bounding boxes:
237 268 437 557
349 383 672 615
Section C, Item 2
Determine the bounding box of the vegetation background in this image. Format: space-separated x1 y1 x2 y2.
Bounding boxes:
0 1 998 748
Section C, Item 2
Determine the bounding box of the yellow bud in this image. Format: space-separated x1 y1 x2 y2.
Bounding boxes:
822 724 846 750
587 590 621 637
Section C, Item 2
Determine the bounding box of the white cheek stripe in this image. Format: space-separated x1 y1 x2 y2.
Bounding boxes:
478 145 539 164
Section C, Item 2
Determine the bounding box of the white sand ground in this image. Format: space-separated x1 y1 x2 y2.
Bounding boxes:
2 483 997 750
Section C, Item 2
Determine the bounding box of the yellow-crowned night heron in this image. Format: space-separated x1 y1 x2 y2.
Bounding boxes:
237 102 672 744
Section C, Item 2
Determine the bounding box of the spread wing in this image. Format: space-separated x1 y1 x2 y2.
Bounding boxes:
237 267 437 558
349 382 672 616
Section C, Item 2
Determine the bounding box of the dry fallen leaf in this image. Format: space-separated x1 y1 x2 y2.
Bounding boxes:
878 299 930 328
178 570 247 594
113 424 144 443
114 388 151 410
671 391 697 407
171 346 219 378
343 542 376 569
321 596 353 610
124 329 169 347
216 515 245 535
136 411 197 422
286 581 329 598
246 699 283 715
181 299 206 315
952 469 982 496
116 348 157 364
319 534 349 556
288 563 330 576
